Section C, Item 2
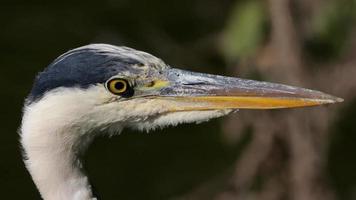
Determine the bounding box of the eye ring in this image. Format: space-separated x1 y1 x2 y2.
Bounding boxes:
106 78 130 95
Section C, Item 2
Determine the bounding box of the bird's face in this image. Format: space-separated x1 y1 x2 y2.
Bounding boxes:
27 44 341 133
98 65 342 131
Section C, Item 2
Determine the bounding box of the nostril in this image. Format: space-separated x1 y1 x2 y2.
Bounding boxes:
182 82 207 86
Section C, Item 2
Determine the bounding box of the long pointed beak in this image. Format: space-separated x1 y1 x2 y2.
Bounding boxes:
154 68 343 110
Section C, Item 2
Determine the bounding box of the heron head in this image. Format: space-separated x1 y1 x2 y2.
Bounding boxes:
21 44 343 200
26 44 342 134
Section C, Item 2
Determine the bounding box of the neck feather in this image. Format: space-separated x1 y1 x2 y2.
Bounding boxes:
21 119 95 200
20 92 100 200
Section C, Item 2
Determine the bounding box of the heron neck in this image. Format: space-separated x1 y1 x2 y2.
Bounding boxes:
20 104 96 200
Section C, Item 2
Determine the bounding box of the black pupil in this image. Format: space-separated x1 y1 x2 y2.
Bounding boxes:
114 81 125 91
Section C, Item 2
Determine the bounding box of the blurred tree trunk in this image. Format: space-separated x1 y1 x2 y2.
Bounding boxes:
179 0 356 199
218 0 354 200
175 0 356 200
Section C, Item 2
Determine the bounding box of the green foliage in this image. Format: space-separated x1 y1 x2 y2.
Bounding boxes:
221 0 267 61
305 0 356 61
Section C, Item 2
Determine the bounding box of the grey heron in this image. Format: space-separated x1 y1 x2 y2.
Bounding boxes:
20 44 342 200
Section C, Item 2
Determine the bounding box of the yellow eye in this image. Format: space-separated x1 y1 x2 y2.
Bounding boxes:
107 78 129 95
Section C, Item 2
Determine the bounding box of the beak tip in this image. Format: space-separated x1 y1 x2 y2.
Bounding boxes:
320 95 343 105
334 97 344 103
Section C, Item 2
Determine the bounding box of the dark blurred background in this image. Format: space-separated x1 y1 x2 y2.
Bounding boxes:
1 0 355 199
